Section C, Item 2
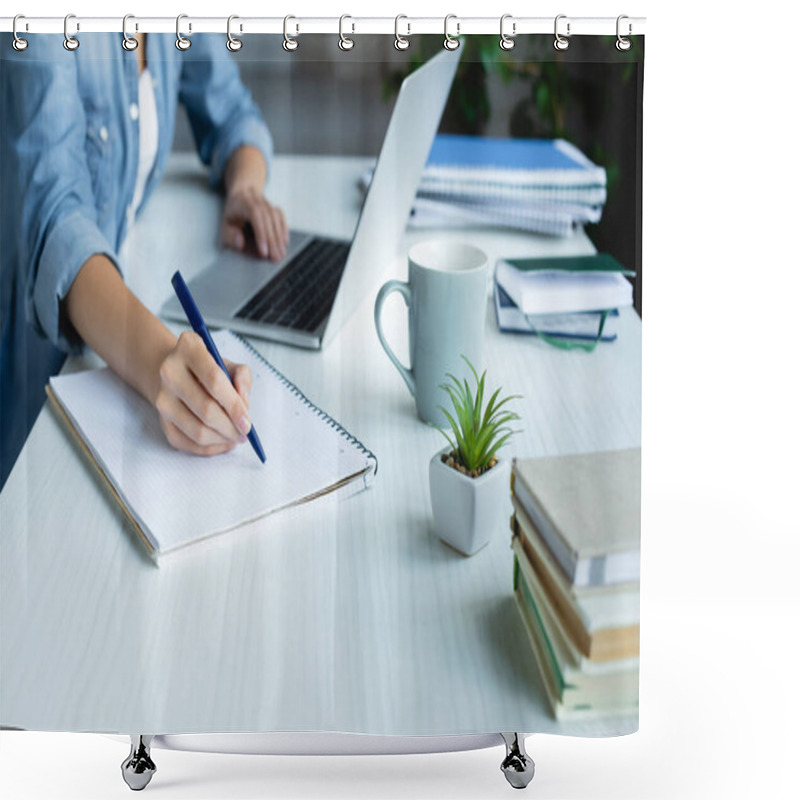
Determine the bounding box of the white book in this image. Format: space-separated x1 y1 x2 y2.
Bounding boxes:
496 258 634 316
494 280 619 340
418 177 608 207
512 450 641 589
408 197 590 237
47 331 377 561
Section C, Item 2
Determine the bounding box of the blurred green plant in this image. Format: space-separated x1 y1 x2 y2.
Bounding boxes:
384 34 643 197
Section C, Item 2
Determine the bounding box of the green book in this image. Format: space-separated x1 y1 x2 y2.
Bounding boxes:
502 253 635 276
496 253 635 315
513 547 640 719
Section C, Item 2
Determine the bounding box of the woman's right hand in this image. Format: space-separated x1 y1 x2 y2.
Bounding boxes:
155 331 253 456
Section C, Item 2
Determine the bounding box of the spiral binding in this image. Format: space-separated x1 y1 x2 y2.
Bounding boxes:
4 14 640 54
235 333 379 480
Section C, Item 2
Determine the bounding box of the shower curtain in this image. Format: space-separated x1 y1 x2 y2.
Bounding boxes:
0 25 644 745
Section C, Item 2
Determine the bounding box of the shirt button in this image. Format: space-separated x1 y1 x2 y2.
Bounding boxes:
99 126 109 142
130 103 139 121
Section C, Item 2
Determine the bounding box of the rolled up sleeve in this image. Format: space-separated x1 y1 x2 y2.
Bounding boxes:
7 37 119 353
178 37 274 190
34 212 118 352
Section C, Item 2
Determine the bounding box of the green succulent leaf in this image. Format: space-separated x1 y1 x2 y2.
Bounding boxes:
435 357 522 474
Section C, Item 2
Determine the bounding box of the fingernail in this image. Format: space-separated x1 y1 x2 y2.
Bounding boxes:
238 415 251 435
260 242 269 258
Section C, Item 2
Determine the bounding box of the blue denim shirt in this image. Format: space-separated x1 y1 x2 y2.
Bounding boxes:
0 34 274 487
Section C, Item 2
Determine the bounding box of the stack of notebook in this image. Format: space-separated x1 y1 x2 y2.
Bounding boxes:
493 253 635 347
413 134 607 237
510 449 641 720
359 135 606 237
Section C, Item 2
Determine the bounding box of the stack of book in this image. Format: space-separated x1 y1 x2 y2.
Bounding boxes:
510 449 641 720
359 135 607 237
413 135 607 237
493 253 635 346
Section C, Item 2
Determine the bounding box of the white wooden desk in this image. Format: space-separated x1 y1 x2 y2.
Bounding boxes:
0 154 641 739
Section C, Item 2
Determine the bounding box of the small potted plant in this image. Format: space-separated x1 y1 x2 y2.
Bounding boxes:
429 359 521 556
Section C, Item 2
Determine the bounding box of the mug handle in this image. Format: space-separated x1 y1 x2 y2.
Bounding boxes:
374 280 415 398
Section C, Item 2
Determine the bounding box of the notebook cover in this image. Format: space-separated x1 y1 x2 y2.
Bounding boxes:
45 385 156 557
502 253 636 277
426 135 600 174
512 449 642 561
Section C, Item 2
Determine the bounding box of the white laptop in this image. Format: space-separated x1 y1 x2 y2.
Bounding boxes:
160 49 461 349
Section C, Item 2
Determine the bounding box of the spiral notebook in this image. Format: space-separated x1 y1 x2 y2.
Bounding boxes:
46 331 377 562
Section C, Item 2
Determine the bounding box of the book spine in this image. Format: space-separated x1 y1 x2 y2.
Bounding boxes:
510 465 578 579
513 529 592 658
494 294 619 340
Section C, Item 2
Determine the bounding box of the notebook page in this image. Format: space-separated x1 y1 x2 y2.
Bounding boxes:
49 331 375 555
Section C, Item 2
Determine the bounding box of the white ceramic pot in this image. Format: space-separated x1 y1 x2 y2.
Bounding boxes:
429 449 511 556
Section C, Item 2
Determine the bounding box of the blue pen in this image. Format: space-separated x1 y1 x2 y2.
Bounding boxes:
171 270 266 464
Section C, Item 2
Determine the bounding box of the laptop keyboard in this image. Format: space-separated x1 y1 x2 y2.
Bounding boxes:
234 238 350 333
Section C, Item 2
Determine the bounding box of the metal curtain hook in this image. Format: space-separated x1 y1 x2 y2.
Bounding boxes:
339 14 354 51
554 14 570 51
283 15 298 51
394 15 410 51
122 14 138 51
12 14 29 51
176 14 192 51
444 14 460 51
63 13 79 51
499 14 515 50
616 15 632 51
227 15 243 52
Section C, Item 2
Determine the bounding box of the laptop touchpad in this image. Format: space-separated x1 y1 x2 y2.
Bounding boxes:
189 232 311 317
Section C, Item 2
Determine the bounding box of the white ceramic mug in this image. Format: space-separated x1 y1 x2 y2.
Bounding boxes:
374 240 488 425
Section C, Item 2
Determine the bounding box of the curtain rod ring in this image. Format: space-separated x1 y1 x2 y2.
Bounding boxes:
176 13 192 51
394 14 410 51
122 14 138 51
499 14 515 50
64 13 79 51
444 14 460 51
12 14 29 51
616 15 632 51
339 14 355 51
554 14 570 51
227 14 243 52
283 15 299 51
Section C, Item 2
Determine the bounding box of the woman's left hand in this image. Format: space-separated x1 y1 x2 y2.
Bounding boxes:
221 186 289 261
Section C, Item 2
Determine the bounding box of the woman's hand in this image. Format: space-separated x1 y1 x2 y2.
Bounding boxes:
221 185 289 261
222 145 288 261
155 331 253 456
